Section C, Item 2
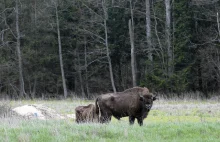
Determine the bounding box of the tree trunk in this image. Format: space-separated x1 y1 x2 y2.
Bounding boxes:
31 78 37 99
102 0 117 93
34 0 37 25
129 20 137 87
74 49 78 97
55 4 68 98
146 0 153 62
76 48 85 98
172 0 175 65
152 1 165 71
15 0 26 98
129 0 137 87
165 0 173 76
84 37 90 97
217 12 220 40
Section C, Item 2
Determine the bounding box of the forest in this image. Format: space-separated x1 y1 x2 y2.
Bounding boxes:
0 0 220 99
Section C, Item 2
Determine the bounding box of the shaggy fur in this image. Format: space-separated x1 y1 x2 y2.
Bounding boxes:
75 104 99 123
95 87 156 126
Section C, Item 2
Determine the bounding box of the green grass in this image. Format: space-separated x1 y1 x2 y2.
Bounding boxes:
1 99 220 142
1 120 220 142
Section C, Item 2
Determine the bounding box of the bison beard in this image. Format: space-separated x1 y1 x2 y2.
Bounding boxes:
75 104 99 123
95 87 156 126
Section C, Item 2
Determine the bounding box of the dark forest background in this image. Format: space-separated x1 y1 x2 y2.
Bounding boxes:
1 0 220 99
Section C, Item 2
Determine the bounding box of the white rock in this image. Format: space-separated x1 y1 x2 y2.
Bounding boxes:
12 105 46 120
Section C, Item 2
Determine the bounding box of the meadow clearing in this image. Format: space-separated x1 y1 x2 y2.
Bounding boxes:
0 98 220 142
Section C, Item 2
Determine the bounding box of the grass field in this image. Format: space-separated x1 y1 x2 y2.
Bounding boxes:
1 99 220 142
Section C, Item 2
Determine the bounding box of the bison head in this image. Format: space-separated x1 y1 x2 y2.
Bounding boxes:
140 93 157 110
139 93 157 119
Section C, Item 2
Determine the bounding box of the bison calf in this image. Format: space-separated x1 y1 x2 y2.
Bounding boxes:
75 104 99 123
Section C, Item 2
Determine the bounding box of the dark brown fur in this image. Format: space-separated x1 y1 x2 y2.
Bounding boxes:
95 87 156 126
75 104 99 123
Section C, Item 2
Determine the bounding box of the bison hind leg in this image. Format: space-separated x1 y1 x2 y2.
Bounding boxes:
100 112 112 123
100 116 111 123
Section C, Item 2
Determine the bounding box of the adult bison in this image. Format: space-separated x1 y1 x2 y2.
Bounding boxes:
75 104 99 123
95 87 156 126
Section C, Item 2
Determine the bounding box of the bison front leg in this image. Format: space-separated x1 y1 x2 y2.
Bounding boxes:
137 117 143 126
129 116 135 125
100 112 111 123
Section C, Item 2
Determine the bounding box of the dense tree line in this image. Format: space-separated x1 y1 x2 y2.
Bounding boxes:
0 0 220 99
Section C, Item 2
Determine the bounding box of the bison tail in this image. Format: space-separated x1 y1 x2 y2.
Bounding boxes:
95 97 101 122
95 97 100 115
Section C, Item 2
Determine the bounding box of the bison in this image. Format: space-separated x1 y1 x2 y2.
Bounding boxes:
75 104 99 123
95 87 156 126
